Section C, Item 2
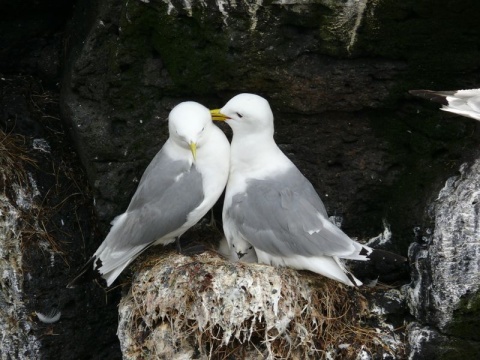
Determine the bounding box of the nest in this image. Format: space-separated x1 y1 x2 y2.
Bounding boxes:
118 250 395 359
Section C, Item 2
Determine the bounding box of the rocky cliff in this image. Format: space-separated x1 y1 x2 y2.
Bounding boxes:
1 0 480 358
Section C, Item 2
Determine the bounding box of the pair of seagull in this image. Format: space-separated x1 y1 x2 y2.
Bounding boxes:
70 88 479 288
68 93 370 288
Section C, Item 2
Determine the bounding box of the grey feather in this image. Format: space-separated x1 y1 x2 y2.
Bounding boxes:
95 151 204 274
227 167 356 258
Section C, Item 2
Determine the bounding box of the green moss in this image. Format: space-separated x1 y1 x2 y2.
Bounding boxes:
115 1 259 96
107 0 480 98
150 15 231 94
448 291 480 341
436 337 480 360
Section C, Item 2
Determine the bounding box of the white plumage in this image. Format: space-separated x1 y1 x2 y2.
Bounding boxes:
69 101 230 287
211 93 371 286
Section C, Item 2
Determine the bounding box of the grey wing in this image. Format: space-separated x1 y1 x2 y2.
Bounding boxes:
128 149 193 211
227 168 355 258
97 154 205 273
300 176 328 217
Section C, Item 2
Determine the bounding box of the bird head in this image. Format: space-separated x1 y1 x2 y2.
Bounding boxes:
169 101 213 161
210 93 274 135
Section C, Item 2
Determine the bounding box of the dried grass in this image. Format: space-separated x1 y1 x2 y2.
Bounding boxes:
0 129 36 185
0 126 84 267
118 250 400 359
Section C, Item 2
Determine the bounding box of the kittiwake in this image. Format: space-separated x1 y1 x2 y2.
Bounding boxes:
410 89 480 121
210 93 372 286
68 101 230 287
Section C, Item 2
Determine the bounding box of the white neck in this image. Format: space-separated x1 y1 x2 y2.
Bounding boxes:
229 130 293 181
164 138 193 163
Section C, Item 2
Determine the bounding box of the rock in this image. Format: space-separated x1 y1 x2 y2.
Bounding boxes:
0 131 42 359
407 322 480 360
406 158 480 357
367 288 408 359
0 0 73 84
59 0 404 228
3 0 480 358
0 75 122 360
58 0 480 260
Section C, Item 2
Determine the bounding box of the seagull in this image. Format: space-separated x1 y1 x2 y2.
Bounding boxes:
68 101 230 287
210 93 372 286
409 89 480 121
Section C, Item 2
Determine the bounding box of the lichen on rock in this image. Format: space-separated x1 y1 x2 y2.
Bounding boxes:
0 131 41 359
406 157 480 357
407 159 480 331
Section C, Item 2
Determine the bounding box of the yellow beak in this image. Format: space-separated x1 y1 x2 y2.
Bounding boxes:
210 109 229 122
189 142 197 161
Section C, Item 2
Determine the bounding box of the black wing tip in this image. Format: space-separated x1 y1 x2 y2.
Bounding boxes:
359 247 369 257
66 257 102 288
409 89 450 106
345 272 362 287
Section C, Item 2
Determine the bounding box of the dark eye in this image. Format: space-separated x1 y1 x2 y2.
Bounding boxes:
201 127 205 132
236 112 243 118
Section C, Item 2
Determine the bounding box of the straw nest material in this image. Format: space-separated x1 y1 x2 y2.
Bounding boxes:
118 250 400 359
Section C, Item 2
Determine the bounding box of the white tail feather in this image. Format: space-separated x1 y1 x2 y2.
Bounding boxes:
256 250 361 286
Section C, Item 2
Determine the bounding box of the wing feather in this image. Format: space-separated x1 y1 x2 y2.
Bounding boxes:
227 167 356 258
95 151 204 274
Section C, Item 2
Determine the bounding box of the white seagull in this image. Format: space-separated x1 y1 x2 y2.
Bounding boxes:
68 101 230 287
211 93 372 286
409 89 480 121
